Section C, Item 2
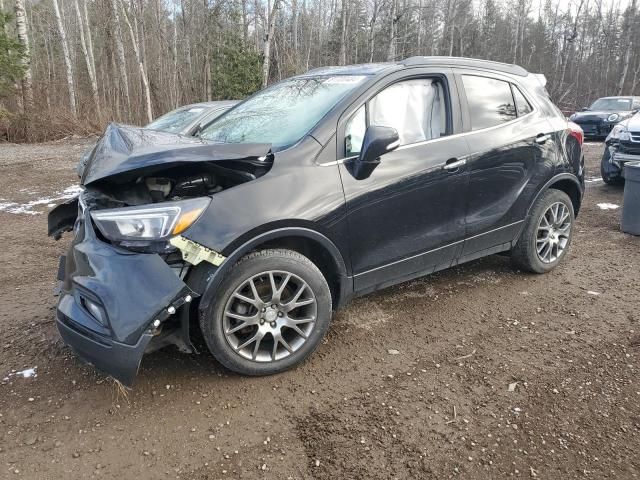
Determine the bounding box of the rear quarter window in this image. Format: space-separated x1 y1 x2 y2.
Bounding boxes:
461 75 516 130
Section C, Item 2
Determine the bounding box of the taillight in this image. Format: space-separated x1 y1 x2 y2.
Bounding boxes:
568 121 584 146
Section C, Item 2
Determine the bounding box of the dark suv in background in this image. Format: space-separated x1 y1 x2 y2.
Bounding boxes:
49 57 584 386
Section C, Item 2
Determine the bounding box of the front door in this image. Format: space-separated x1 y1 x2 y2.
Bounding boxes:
337 70 471 293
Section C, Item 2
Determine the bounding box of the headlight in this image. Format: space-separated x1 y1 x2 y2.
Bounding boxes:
91 197 210 242
606 124 630 142
569 113 576 120
607 113 619 122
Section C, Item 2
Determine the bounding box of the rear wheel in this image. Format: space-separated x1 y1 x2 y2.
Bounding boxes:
200 249 332 375
511 189 574 274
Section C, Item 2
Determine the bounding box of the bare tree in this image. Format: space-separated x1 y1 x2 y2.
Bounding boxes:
262 0 280 87
52 0 76 118
111 0 131 114
74 0 100 118
119 0 153 122
14 0 32 111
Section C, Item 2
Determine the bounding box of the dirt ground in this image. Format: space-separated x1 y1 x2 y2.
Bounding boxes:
0 139 638 479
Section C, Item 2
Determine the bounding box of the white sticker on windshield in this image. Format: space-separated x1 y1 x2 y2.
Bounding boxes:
188 108 205 113
323 75 367 84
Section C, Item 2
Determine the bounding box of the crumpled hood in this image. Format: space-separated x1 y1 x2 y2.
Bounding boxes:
80 123 271 185
618 112 640 130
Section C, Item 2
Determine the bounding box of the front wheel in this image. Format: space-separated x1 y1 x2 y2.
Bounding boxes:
200 249 332 375
511 189 574 274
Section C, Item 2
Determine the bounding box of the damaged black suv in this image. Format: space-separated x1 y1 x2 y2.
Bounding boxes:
49 57 585 386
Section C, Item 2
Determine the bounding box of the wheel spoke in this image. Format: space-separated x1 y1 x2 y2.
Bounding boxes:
233 292 260 307
288 324 308 339
237 331 262 351
226 321 251 334
288 316 315 324
248 278 261 304
251 331 266 360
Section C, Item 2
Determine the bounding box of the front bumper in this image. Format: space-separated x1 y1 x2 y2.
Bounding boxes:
53 198 195 386
606 146 640 178
577 121 616 138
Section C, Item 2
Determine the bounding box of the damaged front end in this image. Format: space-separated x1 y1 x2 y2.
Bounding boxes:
48 123 272 386
603 121 640 181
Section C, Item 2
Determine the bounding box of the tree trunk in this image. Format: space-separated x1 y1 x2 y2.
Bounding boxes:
338 0 346 65
119 0 153 123
386 0 396 61
617 41 633 95
262 0 279 88
52 0 76 118
111 0 131 114
74 0 101 119
14 0 33 112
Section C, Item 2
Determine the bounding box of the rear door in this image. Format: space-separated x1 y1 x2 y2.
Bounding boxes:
454 70 556 261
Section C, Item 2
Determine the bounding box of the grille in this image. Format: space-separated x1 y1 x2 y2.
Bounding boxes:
630 131 640 143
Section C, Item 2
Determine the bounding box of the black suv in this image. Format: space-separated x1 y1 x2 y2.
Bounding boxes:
49 57 585 386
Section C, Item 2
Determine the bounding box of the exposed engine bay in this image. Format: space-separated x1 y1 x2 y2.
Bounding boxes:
48 123 273 240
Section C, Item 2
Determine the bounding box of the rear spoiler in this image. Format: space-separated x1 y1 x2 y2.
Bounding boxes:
531 73 547 88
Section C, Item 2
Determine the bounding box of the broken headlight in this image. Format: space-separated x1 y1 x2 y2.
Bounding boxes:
607 124 630 142
91 197 210 243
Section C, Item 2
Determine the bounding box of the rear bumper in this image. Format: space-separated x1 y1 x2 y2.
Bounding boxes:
53 200 195 386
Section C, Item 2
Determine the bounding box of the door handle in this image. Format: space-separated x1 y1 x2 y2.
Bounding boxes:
443 158 467 171
535 133 550 144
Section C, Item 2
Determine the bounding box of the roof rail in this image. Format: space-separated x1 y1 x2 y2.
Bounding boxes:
402 56 529 77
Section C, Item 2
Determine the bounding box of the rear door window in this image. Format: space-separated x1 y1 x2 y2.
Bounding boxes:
462 75 516 130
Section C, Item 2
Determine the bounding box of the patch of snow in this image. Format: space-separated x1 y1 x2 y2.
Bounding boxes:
0 184 81 215
16 367 37 378
587 290 601 296
597 202 620 210
3 366 37 380
585 177 603 184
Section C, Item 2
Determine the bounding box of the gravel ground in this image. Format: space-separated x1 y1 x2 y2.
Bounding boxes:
0 139 638 479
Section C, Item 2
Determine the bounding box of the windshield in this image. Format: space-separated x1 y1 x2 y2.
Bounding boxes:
200 75 367 149
146 106 207 133
589 98 632 111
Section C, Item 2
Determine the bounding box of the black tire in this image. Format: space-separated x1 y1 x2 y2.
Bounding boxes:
511 189 574 274
601 147 624 186
200 249 332 376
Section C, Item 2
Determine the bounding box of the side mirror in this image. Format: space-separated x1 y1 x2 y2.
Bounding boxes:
352 125 400 180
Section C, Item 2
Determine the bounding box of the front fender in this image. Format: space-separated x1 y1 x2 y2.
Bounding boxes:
195 227 351 314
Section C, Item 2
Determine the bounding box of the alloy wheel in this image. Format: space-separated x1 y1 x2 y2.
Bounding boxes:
222 271 317 362
536 201 571 264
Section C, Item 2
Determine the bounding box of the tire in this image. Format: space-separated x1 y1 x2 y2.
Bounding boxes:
511 189 574 274
200 249 332 376
601 147 624 186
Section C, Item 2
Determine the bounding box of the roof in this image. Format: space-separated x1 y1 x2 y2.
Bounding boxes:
401 56 529 76
302 63 395 76
190 100 240 109
302 56 530 78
